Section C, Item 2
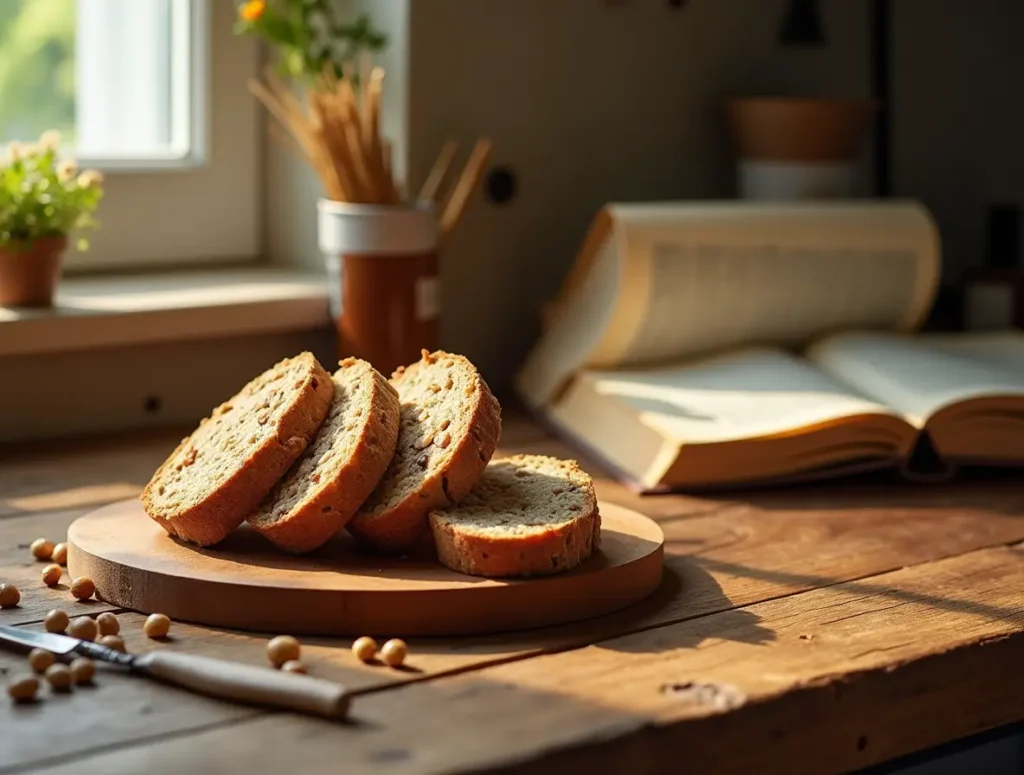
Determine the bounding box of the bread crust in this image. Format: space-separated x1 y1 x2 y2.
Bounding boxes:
347 351 502 553
142 353 333 547
248 360 401 553
429 455 600 578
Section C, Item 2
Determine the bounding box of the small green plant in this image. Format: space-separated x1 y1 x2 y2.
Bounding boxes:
0 131 103 251
234 0 387 83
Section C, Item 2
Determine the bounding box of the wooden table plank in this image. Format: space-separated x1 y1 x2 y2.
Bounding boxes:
0 429 182 519
5 415 1024 774
4 517 1024 774
0 510 121 624
32 542 1024 775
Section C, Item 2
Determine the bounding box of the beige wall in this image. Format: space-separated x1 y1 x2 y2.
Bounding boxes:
403 0 870 388
267 0 870 389
262 1 1024 389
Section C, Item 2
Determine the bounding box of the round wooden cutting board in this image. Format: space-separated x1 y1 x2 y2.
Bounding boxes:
67 499 664 637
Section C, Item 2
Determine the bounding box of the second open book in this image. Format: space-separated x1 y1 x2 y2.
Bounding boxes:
516 200 1024 491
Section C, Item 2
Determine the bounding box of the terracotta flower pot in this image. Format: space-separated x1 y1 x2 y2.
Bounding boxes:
0 236 68 308
726 98 876 199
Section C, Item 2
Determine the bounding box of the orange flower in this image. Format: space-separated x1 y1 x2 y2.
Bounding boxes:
240 0 265 22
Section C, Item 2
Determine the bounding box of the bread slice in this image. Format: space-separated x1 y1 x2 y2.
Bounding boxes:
142 352 333 547
246 358 400 553
428 454 600 577
346 350 502 553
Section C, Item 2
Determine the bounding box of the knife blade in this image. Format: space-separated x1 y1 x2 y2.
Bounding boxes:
0 625 350 719
0 625 135 666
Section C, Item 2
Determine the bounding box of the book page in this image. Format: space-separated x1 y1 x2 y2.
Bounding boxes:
515 236 622 407
516 199 939 408
807 331 1024 426
583 347 903 444
917 329 1024 376
597 200 940 367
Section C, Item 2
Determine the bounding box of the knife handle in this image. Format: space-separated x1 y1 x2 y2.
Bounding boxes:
133 650 350 720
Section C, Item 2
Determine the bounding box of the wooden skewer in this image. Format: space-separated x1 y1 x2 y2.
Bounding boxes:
365 68 395 203
342 116 376 203
264 67 310 135
248 80 320 167
439 138 493 247
418 141 459 204
306 95 347 201
249 60 410 206
358 51 372 115
334 69 379 200
320 60 339 94
308 93 354 201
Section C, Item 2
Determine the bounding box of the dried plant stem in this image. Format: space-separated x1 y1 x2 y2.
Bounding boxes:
418 141 458 204
439 139 493 247
252 60 489 236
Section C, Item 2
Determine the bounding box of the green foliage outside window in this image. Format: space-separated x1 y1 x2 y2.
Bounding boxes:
0 0 76 145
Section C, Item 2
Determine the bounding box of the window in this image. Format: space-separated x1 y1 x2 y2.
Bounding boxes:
0 0 261 270
0 0 203 167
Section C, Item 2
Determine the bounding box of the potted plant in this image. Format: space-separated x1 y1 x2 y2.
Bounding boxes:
0 132 104 307
236 1 491 376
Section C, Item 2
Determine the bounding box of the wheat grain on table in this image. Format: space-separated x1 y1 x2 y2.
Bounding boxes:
3 411 1024 774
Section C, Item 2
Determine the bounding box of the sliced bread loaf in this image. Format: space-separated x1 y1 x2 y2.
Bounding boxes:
428 454 600 577
247 358 400 553
347 350 502 553
142 352 333 547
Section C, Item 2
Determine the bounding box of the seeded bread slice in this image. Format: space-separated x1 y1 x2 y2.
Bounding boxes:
142 352 333 547
429 454 600 577
247 358 400 553
346 350 502 553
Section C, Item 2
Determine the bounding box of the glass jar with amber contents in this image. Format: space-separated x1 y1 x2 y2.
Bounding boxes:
318 199 439 377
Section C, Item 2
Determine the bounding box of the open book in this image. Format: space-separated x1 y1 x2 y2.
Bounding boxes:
515 200 1024 491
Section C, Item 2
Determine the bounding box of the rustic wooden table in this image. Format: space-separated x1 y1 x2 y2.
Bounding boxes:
2 411 1024 774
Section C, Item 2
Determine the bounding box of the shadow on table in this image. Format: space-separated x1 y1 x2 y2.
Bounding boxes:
397 555 773 658
695 555 1024 625
591 558 775 654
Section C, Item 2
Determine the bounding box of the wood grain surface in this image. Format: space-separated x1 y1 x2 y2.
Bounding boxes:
3 412 1024 775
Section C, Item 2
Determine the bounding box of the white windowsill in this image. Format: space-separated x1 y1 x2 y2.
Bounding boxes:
0 267 331 358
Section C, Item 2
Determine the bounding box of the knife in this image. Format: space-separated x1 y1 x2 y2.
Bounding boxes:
0 625 350 720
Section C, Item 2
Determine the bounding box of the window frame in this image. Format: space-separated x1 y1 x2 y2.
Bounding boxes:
73 0 210 173
61 0 264 273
